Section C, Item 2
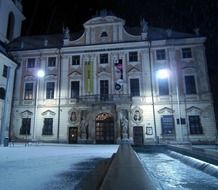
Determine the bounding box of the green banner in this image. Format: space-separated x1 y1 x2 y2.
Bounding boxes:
84 61 94 94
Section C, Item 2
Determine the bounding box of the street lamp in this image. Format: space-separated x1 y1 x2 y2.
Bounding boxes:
32 69 45 140
156 68 183 142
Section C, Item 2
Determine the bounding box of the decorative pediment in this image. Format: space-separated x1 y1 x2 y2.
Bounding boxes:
158 107 174 114
186 106 201 114
41 110 56 116
24 75 35 80
20 110 33 117
127 66 140 73
84 16 125 26
68 71 82 77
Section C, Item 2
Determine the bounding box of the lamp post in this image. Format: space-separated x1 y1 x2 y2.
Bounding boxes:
156 68 183 142
32 70 45 140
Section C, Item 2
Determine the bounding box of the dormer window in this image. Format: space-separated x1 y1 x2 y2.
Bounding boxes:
101 31 108 37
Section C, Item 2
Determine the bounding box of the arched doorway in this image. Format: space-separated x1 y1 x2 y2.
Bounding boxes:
96 112 114 144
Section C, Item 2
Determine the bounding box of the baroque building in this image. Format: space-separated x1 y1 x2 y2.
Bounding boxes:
8 14 217 144
0 0 24 145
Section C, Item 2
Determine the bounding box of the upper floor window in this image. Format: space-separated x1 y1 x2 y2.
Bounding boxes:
0 87 6 100
20 118 31 135
100 54 108 64
3 65 8 78
189 115 203 135
129 52 138 62
185 75 197 95
24 83 33 100
46 82 55 99
158 78 169 96
42 118 53 135
71 81 80 98
182 48 192 59
27 58 35 68
48 57 56 67
156 49 166 60
72 55 80 65
101 31 108 37
130 78 140 97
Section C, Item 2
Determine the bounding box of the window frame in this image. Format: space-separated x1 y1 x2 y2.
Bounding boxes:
129 51 138 62
27 58 35 68
100 53 108 64
158 78 169 96
130 78 140 97
182 48 192 59
71 81 80 99
3 65 8 78
48 57 56 67
188 115 203 135
42 118 53 135
156 49 166 60
72 55 80 65
24 82 33 100
184 75 197 95
46 82 55 99
20 118 31 135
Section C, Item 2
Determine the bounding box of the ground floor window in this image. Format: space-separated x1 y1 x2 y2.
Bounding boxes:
189 115 203 135
20 118 31 135
161 115 175 135
42 118 53 135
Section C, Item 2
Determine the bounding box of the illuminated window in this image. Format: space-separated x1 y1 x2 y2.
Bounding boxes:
129 52 138 62
42 118 53 135
100 54 108 64
46 82 55 99
182 48 192 58
130 78 140 97
27 58 35 68
156 49 166 60
189 115 203 135
24 83 33 100
71 81 80 98
48 57 56 67
20 118 31 135
72 55 80 65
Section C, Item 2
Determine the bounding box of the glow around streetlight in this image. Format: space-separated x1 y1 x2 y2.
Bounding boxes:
37 70 45 78
156 69 170 79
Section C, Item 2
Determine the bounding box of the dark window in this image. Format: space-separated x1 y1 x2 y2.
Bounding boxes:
3 65 8 78
27 58 35 68
130 78 140 97
100 80 109 100
24 83 33 100
161 115 175 135
0 87 6 99
100 54 108 64
101 31 108 37
42 118 53 135
182 48 192 58
20 118 31 135
185 75 197 94
129 52 138 62
71 81 80 98
6 12 15 41
156 49 166 60
72 55 80 65
46 82 55 99
189 115 203 135
158 78 169 95
48 57 56 67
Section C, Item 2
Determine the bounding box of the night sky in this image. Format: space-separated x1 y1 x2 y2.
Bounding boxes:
22 0 218 119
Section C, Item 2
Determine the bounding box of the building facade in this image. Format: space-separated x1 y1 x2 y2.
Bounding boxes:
9 15 217 144
0 0 24 145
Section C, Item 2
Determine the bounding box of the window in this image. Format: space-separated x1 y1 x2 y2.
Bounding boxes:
185 75 197 94
161 115 175 135
129 52 138 62
100 54 108 64
72 55 80 65
42 118 53 135
27 58 35 68
0 87 6 100
156 49 166 60
101 31 108 37
24 83 33 100
6 12 15 41
189 115 203 135
46 82 55 99
100 80 109 100
130 78 140 97
3 65 8 78
158 78 169 95
48 57 56 67
71 81 80 98
20 118 31 135
182 48 192 58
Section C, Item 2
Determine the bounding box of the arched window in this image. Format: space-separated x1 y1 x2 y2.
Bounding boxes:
0 87 6 100
6 12 15 41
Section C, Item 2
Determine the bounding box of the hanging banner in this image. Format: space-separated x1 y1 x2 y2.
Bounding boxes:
84 61 94 94
114 59 123 91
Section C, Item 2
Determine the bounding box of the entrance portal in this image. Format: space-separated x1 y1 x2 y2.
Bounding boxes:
69 127 78 144
96 113 114 144
133 126 144 145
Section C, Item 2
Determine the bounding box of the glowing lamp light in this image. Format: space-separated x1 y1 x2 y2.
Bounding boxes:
156 69 170 79
37 70 45 78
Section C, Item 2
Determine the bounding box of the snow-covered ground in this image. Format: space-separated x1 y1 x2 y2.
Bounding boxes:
0 144 118 190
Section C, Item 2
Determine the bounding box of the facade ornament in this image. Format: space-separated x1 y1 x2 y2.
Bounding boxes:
63 26 70 40
120 110 129 139
131 106 143 124
140 18 148 33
